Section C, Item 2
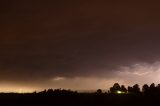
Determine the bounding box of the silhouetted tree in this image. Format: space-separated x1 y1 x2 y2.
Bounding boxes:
121 85 127 93
150 83 156 89
47 89 54 93
156 84 160 94
149 83 156 95
96 89 102 94
128 84 140 94
110 83 121 93
142 84 149 94
156 84 160 88
128 86 133 93
132 84 140 93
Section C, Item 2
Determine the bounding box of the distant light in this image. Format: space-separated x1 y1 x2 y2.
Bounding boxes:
116 91 124 94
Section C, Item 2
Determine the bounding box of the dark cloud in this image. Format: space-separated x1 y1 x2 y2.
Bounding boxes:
0 0 160 91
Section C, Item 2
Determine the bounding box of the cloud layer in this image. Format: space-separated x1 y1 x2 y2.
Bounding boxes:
1 0 160 91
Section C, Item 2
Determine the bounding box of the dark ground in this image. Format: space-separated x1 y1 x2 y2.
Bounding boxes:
0 92 159 106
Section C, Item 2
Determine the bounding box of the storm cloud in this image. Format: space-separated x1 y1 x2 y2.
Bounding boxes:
0 0 160 91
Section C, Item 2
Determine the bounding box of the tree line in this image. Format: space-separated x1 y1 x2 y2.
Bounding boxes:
103 83 160 95
35 83 160 96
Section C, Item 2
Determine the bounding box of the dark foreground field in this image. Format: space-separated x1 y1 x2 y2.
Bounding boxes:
0 92 160 106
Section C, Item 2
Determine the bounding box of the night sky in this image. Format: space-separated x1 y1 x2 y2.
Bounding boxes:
1 0 160 92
